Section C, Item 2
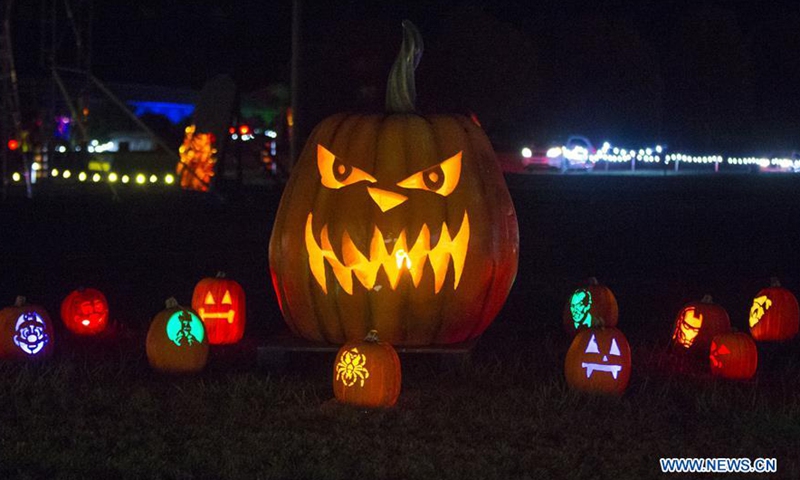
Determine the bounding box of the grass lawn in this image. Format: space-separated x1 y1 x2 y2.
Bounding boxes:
1 174 799 479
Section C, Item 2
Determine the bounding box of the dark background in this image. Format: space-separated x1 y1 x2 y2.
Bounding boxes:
11 0 800 154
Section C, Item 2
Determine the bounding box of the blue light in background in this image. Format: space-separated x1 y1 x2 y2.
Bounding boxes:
128 101 195 124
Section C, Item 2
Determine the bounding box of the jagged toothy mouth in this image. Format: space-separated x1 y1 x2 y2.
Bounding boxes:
305 211 470 295
582 362 622 379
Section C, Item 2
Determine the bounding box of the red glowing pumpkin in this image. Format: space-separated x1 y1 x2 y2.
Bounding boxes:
191 272 246 344
60 287 109 335
709 332 757 380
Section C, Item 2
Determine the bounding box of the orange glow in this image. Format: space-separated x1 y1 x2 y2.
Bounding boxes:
335 347 370 387
199 289 236 324
396 151 462 196
177 124 216 192
7 139 19 151
317 145 376 189
367 186 408 212
749 295 771 328
305 211 470 295
239 124 250 135
673 307 703 348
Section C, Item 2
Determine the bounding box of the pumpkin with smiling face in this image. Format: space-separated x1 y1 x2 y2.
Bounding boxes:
269 21 518 345
191 272 246 344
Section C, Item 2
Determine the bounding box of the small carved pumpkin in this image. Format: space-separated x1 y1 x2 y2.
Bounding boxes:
562 277 618 335
709 332 757 380
191 272 246 344
749 278 799 342
565 325 631 395
269 21 518 346
0 296 55 360
333 330 401 408
60 287 109 335
671 295 731 354
146 298 209 374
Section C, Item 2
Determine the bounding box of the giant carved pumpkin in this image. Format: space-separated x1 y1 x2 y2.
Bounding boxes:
146 298 209 374
749 278 799 342
191 272 246 344
0 296 55 360
333 330 401 408
60 287 109 335
562 277 618 335
565 325 631 395
671 295 731 355
709 332 757 380
269 21 518 345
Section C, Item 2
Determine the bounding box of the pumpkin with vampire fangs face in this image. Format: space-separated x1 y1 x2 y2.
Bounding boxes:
269 21 519 346
565 323 631 396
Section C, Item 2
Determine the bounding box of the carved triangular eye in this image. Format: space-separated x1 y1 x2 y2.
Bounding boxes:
317 145 376 189
585 334 600 354
610 338 621 356
204 292 215 305
222 290 232 305
718 344 731 355
397 151 462 197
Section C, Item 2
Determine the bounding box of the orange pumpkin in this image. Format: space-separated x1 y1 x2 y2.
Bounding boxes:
562 277 618 335
565 325 631 395
191 272 246 344
709 332 757 380
146 298 209 374
269 21 518 345
671 295 731 354
333 330 401 408
0 296 55 360
749 278 799 341
61 287 109 335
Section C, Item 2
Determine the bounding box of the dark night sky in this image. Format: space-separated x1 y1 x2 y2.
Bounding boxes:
11 0 800 151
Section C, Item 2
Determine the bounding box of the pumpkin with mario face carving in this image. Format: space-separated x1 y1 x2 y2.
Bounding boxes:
269 21 518 345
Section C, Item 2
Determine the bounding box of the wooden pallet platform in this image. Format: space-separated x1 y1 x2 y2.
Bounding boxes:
258 331 478 372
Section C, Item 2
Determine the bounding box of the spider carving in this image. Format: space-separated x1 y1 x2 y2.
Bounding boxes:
335 348 370 387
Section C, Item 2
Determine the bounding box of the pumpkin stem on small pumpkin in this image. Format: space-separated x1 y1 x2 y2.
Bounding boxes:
587 277 599 286
365 329 380 343
770 277 781 287
215 271 227 278
701 294 713 304
595 316 606 328
165 297 180 309
14 295 26 307
385 20 423 114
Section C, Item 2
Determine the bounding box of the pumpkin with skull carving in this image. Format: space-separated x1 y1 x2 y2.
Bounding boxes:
565 326 631 395
269 21 518 345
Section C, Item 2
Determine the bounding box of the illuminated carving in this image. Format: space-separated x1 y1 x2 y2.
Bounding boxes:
709 341 730 369
672 307 703 348
570 289 593 329
13 312 50 356
177 124 216 192
335 347 370 387
198 290 235 324
61 288 108 335
166 310 205 346
749 295 772 328
581 334 623 380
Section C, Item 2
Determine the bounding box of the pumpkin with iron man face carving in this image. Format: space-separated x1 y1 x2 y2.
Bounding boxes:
191 272 246 344
269 21 518 346
61 287 108 336
671 294 731 355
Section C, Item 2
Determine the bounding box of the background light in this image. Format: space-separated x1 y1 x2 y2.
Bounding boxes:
78 172 87 182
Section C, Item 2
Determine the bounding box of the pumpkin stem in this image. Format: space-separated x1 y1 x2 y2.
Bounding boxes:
385 20 423 114
365 329 380 343
587 277 599 286
215 271 227 279
701 294 713 304
165 297 179 309
770 277 781 287
595 316 606 328
14 296 26 307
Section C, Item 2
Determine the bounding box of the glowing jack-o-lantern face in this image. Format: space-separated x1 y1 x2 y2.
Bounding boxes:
191 274 246 345
710 333 757 380
0 299 55 360
333 331 401 408
670 296 731 355
146 299 208 374
565 327 631 395
14 312 50 355
270 21 518 346
61 288 108 335
748 280 799 342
